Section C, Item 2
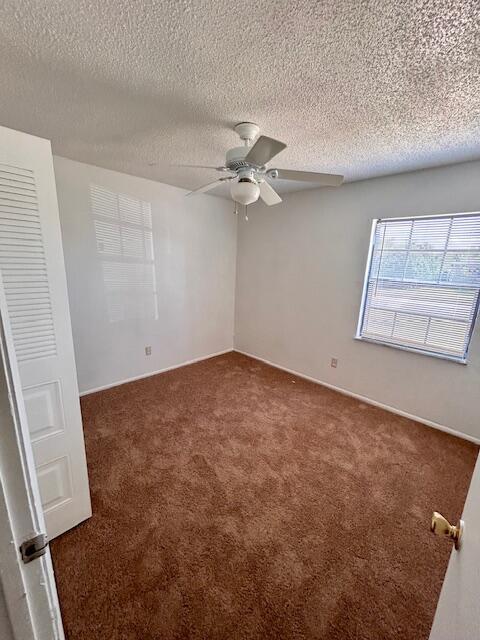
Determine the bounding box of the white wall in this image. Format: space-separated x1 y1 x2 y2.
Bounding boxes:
235 160 480 441
0 585 13 640
54 157 236 394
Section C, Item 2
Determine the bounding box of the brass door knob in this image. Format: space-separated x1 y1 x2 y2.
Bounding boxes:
431 511 464 550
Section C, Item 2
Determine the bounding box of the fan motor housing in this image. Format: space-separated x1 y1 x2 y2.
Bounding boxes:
225 146 252 172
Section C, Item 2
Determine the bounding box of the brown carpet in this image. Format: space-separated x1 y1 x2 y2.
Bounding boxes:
51 352 478 640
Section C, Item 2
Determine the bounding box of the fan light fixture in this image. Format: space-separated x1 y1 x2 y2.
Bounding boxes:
230 178 260 205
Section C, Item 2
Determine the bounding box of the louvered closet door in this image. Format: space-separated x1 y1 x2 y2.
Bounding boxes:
0 125 91 539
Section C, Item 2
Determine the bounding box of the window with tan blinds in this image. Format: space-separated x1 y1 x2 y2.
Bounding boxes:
356 213 480 363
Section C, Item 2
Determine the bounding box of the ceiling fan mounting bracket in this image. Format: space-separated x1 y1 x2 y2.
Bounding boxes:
234 122 260 144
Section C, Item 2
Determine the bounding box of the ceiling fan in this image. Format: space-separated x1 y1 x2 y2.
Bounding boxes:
181 122 344 206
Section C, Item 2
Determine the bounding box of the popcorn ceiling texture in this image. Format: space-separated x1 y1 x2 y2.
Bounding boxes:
0 0 479 195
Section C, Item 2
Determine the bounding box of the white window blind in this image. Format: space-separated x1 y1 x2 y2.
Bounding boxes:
356 213 480 362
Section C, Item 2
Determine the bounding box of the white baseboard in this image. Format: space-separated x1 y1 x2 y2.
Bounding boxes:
234 349 480 445
78 345 479 446
79 348 234 397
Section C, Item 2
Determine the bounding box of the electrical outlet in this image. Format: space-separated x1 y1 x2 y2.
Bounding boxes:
331 358 338 368
145 346 152 356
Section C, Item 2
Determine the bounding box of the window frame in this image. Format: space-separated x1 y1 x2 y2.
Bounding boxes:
355 211 480 365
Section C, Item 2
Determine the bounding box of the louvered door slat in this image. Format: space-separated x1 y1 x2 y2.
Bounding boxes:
0 171 35 184
0 199 38 209
0 163 34 178
0 161 57 362
0 213 39 222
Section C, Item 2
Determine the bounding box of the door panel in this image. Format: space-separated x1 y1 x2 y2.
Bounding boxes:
0 125 91 539
37 456 73 511
23 380 65 440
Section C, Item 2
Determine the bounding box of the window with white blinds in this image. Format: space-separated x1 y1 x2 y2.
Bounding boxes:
356 213 480 362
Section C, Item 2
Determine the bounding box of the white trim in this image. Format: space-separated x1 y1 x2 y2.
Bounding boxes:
377 209 480 222
355 218 378 337
354 335 468 364
234 349 480 445
79 348 234 396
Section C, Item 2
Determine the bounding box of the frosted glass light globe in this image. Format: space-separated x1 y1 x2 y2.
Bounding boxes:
230 179 260 205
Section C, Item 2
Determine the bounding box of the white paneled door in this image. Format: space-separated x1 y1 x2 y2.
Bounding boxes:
429 454 480 639
0 125 91 539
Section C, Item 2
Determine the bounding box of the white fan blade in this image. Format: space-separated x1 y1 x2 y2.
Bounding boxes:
245 136 286 167
259 180 282 206
271 169 343 186
173 164 231 173
186 176 232 197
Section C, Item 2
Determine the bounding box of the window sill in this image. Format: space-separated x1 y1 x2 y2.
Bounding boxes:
354 335 467 365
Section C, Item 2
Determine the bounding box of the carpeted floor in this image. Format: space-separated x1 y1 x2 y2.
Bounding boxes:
51 352 478 640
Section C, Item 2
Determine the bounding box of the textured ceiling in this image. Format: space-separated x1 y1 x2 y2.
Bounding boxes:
0 0 479 197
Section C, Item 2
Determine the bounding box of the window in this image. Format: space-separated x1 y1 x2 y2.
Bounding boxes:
356 213 480 363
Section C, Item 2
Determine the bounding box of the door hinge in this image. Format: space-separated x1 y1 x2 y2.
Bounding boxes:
20 533 49 564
